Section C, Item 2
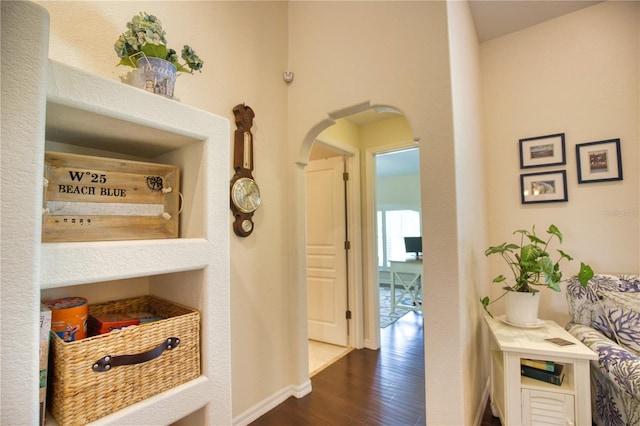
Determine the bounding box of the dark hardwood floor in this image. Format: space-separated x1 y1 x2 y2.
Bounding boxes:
251 311 501 426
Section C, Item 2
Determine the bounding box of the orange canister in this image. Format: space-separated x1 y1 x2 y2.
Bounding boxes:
45 297 88 342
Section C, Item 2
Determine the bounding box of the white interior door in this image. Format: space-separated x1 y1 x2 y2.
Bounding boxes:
306 156 348 346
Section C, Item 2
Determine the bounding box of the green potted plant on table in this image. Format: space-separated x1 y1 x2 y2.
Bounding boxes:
481 224 593 327
114 12 204 98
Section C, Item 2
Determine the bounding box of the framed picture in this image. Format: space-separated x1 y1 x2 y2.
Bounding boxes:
520 170 568 204
576 138 623 183
519 133 566 169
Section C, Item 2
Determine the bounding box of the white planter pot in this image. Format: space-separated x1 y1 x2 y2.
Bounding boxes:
505 291 541 327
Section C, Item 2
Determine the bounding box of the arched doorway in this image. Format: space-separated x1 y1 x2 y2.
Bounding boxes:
298 104 422 376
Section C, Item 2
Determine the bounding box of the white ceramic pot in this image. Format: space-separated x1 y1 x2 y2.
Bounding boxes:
505 290 541 327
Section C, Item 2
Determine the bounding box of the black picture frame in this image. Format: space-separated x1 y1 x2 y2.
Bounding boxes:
576 138 623 183
519 133 566 169
520 170 568 204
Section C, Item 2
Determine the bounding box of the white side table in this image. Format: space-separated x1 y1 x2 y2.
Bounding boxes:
484 315 597 426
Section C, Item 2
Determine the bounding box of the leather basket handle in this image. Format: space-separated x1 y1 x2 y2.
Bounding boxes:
92 337 180 372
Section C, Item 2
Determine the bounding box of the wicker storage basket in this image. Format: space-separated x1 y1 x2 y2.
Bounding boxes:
48 296 200 426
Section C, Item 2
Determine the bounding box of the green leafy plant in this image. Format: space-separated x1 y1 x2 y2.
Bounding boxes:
114 12 203 74
480 224 593 317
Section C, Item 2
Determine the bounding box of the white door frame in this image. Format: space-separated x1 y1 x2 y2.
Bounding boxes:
309 136 364 349
363 140 421 350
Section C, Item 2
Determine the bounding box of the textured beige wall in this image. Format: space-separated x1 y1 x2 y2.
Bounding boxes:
30 1 636 424
481 1 640 325
287 2 468 424
359 116 414 148
447 1 491 424
39 1 469 423
35 0 291 420
318 118 360 149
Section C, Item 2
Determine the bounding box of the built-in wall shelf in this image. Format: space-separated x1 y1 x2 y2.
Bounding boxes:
43 59 231 424
46 376 212 426
41 238 212 289
1 4 231 422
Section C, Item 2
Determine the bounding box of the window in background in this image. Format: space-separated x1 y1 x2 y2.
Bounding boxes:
377 209 421 269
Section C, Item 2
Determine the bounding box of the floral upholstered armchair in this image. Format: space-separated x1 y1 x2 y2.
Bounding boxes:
565 274 640 426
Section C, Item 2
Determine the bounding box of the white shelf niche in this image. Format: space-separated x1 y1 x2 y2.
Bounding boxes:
40 60 231 425
45 59 226 240
41 270 211 425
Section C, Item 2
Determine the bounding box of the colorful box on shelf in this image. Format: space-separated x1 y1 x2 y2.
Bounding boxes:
88 312 163 335
39 304 52 426
48 296 200 426
42 152 180 242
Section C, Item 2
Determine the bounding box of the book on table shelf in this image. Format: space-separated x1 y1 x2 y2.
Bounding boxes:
521 362 565 386
521 358 555 372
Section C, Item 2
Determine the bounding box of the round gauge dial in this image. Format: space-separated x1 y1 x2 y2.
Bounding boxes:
231 177 261 214
241 219 253 233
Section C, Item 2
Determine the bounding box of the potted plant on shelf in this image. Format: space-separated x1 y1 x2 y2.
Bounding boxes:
114 12 204 98
480 224 593 327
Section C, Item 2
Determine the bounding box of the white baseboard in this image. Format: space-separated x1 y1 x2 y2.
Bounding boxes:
232 379 312 426
363 338 378 350
474 378 491 426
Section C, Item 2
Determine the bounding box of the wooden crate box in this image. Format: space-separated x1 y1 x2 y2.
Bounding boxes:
43 152 180 242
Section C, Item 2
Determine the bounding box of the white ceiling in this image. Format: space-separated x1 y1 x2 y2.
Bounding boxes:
468 0 601 43
376 148 420 178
